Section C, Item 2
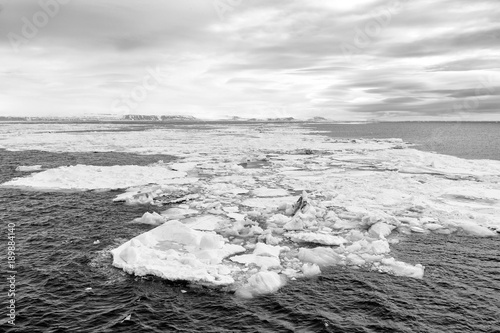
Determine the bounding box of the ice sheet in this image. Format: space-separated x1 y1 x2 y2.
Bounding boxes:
2 123 499 297
2 165 188 191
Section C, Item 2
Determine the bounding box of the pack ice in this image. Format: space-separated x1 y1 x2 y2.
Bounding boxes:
2 123 499 297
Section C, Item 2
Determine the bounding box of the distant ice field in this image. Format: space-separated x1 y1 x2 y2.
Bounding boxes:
1 122 499 292
1 122 499 332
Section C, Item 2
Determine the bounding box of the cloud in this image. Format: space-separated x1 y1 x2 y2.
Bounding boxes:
426 58 500 72
0 0 499 120
423 87 500 98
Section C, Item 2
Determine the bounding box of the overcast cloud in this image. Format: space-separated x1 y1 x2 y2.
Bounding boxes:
0 0 499 120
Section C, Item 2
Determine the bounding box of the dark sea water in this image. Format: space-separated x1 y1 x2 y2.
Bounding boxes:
306 122 500 161
1 123 500 332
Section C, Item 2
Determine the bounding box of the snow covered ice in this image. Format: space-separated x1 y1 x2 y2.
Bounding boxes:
3 165 192 191
16 165 43 172
1 123 499 297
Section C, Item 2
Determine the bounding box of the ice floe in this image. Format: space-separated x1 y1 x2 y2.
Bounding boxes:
16 165 42 172
111 220 245 285
2 123 499 297
235 271 286 299
3 165 190 191
132 212 165 226
284 232 347 246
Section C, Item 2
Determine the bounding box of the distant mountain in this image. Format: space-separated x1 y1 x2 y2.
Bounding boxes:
0 116 110 122
307 116 329 122
0 116 30 121
266 117 296 122
217 116 297 122
0 115 200 122
123 115 198 122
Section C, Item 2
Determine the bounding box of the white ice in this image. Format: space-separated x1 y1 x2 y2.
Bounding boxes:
2 165 190 191
2 123 499 297
111 220 245 285
16 165 42 172
132 212 165 226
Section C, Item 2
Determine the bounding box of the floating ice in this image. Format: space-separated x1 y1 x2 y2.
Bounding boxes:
251 187 289 197
111 220 245 285
170 162 199 172
241 196 299 209
181 215 230 231
285 232 347 246
447 219 497 237
298 247 344 266
2 165 189 191
3 123 499 297
375 258 425 279
161 207 198 220
253 242 282 258
368 222 396 239
235 271 286 298
230 254 281 269
132 212 165 226
302 263 321 277
16 165 42 172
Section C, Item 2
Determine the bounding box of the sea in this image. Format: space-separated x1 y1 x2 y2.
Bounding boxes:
0 122 499 333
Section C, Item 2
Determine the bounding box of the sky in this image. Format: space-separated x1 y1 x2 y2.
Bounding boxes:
0 0 499 121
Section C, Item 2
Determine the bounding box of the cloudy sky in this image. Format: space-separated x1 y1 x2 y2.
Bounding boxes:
0 0 499 120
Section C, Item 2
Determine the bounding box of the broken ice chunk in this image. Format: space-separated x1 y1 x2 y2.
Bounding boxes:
230 254 281 269
251 187 289 197
448 219 497 237
132 212 165 226
302 263 321 277
230 242 282 269
298 247 344 266
111 221 245 285
285 232 347 246
368 222 395 239
241 196 299 209
235 271 286 298
375 258 425 279
253 243 282 257
182 215 230 231
268 214 291 226
16 165 42 172
283 218 305 231
161 207 198 220
3 165 188 191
